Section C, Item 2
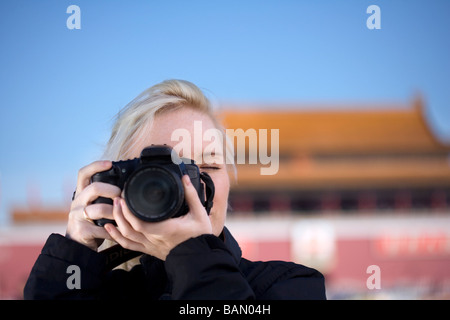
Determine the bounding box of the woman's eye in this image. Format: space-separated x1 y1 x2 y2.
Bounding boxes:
200 166 220 171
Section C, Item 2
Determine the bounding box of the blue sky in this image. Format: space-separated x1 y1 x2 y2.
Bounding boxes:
1 0 449 225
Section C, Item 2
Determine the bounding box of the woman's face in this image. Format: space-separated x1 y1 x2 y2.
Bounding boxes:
127 106 230 236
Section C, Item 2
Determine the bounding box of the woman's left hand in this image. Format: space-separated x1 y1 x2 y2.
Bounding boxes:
104 175 213 261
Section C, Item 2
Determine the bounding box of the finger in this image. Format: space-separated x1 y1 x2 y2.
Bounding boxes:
83 203 114 221
104 223 144 252
182 175 206 216
75 160 112 199
85 223 113 242
119 198 151 233
66 210 113 248
75 182 121 207
111 198 145 243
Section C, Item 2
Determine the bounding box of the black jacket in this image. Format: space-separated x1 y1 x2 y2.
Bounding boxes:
24 227 326 300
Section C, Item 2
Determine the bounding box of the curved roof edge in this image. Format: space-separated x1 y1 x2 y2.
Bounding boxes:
413 93 450 152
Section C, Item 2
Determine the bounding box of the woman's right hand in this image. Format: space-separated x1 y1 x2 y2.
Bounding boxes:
65 160 122 251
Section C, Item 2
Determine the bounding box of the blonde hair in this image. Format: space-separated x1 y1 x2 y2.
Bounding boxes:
98 79 235 268
103 79 232 162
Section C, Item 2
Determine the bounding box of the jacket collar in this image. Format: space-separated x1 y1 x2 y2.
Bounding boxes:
138 226 243 268
221 226 242 265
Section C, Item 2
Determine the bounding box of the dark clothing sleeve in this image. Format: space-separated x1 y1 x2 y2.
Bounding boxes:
24 232 325 300
240 258 326 300
24 233 254 300
24 234 160 300
23 233 107 299
165 234 255 299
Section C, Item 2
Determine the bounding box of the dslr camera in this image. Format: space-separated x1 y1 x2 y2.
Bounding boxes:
90 145 215 227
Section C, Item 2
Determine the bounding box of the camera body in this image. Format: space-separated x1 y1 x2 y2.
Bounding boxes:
91 145 214 227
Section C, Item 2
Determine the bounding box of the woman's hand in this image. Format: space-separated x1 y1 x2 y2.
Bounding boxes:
104 175 213 261
66 160 122 251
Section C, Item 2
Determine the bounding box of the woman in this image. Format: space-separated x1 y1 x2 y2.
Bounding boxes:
24 80 326 299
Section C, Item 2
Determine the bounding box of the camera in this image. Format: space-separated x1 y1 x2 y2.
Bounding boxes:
90 145 215 227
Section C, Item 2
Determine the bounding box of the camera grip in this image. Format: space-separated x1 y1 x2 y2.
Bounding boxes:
91 169 119 227
94 218 117 227
92 196 118 227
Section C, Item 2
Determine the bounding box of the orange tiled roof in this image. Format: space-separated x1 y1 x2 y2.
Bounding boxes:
219 96 449 155
219 96 450 190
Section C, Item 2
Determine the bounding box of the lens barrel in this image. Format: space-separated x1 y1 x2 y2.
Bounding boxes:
124 165 184 222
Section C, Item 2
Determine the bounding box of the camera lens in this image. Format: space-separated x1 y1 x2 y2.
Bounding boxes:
124 166 184 222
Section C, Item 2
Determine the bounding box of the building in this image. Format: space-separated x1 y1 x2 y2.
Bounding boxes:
221 96 450 214
220 95 450 298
